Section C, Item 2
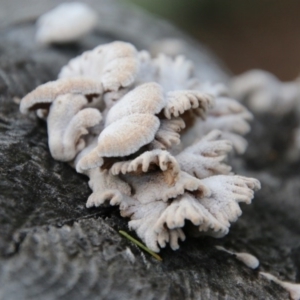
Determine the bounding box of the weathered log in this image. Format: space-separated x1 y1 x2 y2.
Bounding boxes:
0 1 299 299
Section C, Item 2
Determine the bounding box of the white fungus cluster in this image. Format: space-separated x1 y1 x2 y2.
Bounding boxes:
231 69 300 115
231 69 300 158
20 41 260 252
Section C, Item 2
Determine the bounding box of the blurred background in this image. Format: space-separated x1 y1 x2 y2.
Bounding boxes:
127 0 300 81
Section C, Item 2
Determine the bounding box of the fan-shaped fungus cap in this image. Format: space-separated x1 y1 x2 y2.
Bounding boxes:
76 113 160 171
85 168 132 209
136 53 216 118
110 149 181 185
119 173 260 252
154 118 185 149
164 90 214 119
105 82 165 126
47 93 102 161
124 170 210 204
176 130 233 179
36 2 98 45
98 114 160 157
124 201 186 252
200 175 261 229
59 41 140 92
20 77 103 114
182 96 252 154
153 193 229 238
77 83 166 171
150 175 260 247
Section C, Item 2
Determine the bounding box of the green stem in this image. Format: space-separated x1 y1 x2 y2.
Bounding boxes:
119 230 162 261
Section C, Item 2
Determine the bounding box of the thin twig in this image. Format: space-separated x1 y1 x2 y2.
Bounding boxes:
119 230 162 261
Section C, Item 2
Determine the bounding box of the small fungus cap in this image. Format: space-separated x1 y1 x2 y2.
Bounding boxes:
97 114 160 157
20 78 103 114
36 2 98 45
59 41 140 92
105 82 165 126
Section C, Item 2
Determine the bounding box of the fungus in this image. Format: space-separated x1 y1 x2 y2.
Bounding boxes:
154 175 259 238
136 53 215 119
154 193 229 236
36 2 98 45
122 201 186 252
153 118 185 149
130 51 252 154
182 83 253 154
20 77 103 114
85 168 132 210
150 38 189 58
163 90 214 119
76 82 164 171
231 69 300 157
110 149 180 184
20 41 260 252
215 246 260 269
199 175 260 228
47 93 102 161
104 82 165 126
59 41 140 92
176 130 233 179
231 69 300 115
260 272 300 300
124 170 210 203
98 114 160 157
20 78 103 161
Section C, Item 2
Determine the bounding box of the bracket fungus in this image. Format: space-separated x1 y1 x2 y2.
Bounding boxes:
36 2 98 45
20 41 260 252
59 41 139 92
231 69 300 158
231 69 300 115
